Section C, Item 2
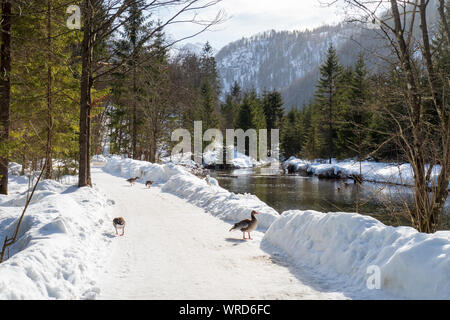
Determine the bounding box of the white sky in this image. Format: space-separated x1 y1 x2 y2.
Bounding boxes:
160 0 346 51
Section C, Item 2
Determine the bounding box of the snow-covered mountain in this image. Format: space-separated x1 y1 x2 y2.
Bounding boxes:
215 23 388 109
215 0 442 110
180 42 206 55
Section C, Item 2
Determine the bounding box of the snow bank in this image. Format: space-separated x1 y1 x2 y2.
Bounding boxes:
104 157 187 184
162 174 279 230
8 162 22 176
0 179 112 299
92 154 107 163
283 157 448 188
103 157 279 230
262 210 450 300
203 149 267 169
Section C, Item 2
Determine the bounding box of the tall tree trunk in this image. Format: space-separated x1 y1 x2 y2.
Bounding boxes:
21 152 26 176
78 0 92 187
0 0 11 195
132 56 137 159
45 0 53 180
328 83 333 164
86 75 93 185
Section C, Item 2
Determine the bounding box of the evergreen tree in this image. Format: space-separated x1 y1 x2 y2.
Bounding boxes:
200 80 219 129
263 90 284 130
221 81 242 129
280 109 303 158
301 102 323 159
200 42 220 96
314 44 343 163
336 54 371 159
236 91 255 131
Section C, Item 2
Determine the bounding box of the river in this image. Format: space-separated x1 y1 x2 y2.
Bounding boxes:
210 168 450 230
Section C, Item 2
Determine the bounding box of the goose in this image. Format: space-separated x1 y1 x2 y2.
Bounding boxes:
230 210 259 240
113 217 126 236
126 177 139 186
145 180 154 188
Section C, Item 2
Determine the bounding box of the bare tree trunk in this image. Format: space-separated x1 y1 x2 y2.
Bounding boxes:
0 0 11 195
420 0 442 111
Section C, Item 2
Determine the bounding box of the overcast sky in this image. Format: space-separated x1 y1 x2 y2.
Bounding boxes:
162 0 346 52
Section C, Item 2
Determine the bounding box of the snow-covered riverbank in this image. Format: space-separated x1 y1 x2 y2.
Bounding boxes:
161 149 270 169
283 157 449 189
0 157 449 299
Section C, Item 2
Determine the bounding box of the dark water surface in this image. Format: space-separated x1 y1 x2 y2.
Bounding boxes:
210 168 450 230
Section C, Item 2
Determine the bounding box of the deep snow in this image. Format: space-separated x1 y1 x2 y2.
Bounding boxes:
102 157 450 300
263 210 450 299
0 157 449 299
94 168 345 299
0 177 113 299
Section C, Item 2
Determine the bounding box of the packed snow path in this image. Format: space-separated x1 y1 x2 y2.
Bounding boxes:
92 168 345 300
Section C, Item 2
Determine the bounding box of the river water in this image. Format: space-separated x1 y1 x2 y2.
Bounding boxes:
210 168 450 230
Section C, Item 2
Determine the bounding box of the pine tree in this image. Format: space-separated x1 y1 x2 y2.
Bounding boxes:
221 81 242 129
263 90 284 132
314 44 343 163
200 80 219 130
301 103 323 159
339 54 371 159
280 109 303 158
200 42 219 95
235 90 266 156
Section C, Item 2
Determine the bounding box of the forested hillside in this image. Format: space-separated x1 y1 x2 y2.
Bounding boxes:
216 0 440 109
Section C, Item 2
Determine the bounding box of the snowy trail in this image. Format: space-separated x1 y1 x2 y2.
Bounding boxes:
92 168 346 300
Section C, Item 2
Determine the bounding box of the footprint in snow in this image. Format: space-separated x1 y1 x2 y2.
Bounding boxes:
107 199 116 206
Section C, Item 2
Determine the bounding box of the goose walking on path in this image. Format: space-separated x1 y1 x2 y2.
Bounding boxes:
146 180 154 188
126 177 139 186
113 217 126 236
229 211 259 240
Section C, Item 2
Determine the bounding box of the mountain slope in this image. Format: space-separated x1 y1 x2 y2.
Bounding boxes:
216 23 389 109
216 0 441 110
